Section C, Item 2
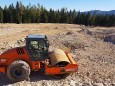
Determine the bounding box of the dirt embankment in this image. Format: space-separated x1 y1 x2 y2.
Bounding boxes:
0 24 115 86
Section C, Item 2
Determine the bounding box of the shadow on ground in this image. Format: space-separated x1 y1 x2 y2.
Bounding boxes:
0 73 11 86
0 71 60 86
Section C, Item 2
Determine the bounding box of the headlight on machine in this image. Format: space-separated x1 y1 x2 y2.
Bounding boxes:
0 58 7 62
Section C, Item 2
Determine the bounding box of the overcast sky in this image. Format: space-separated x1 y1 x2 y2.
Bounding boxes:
0 0 114 12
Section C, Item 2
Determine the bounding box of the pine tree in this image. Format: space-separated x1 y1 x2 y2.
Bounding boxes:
68 10 72 24
54 9 61 23
35 3 40 23
91 10 96 26
75 11 81 24
3 5 8 23
8 4 15 23
15 1 24 23
40 6 48 23
72 9 77 24
0 6 3 23
60 8 68 23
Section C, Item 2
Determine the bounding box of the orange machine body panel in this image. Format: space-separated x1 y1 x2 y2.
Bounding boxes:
0 46 41 73
45 52 78 75
45 64 78 75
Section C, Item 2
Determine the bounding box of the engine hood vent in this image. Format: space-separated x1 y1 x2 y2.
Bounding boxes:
16 48 25 54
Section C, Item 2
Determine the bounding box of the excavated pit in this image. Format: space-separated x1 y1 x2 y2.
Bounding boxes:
104 35 115 44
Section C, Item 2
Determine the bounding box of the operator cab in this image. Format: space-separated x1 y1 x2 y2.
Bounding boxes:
26 34 49 61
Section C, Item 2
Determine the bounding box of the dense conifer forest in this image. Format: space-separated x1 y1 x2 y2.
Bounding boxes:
0 1 115 26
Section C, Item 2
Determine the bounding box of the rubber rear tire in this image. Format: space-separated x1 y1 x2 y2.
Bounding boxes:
7 60 30 82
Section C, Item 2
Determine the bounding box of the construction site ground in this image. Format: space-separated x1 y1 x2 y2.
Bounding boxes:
0 24 115 86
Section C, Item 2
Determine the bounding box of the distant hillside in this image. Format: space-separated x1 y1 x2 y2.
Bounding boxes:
82 10 115 15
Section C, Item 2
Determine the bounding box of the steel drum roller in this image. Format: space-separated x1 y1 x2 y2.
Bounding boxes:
50 49 70 66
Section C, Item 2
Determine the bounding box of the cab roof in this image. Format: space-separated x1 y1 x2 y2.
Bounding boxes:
26 34 46 39
26 34 47 40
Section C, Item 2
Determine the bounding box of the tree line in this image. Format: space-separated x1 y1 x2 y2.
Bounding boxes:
0 1 115 26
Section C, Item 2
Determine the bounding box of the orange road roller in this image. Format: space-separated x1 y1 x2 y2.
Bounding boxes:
0 34 78 82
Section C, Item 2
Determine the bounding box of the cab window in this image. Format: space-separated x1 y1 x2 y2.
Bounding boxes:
29 41 39 49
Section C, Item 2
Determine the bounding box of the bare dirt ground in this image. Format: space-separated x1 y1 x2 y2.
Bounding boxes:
0 23 115 86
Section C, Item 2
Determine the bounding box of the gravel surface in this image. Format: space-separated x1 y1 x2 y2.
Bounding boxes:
0 24 115 86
